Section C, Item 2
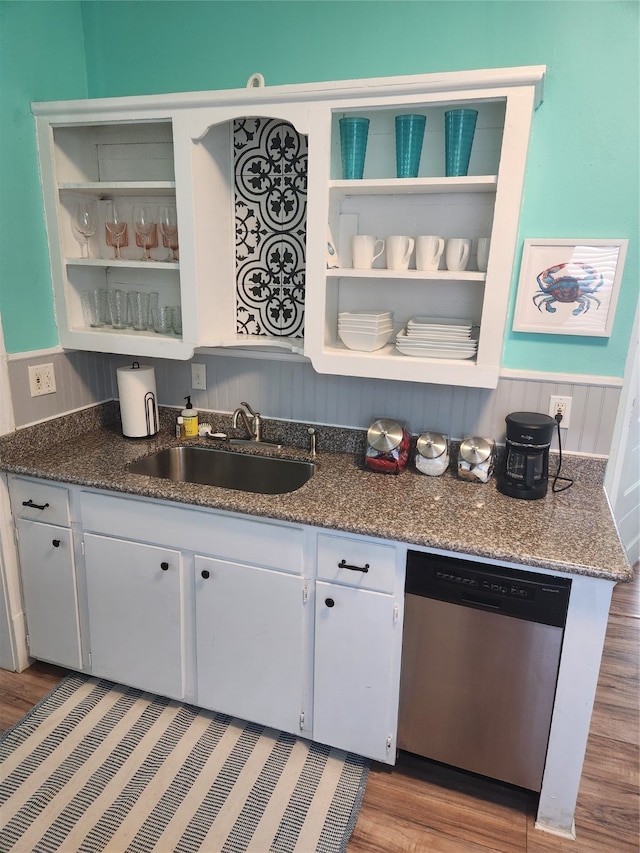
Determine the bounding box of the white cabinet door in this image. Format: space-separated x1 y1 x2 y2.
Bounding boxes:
16 520 82 669
84 533 184 699
313 580 399 763
195 556 307 735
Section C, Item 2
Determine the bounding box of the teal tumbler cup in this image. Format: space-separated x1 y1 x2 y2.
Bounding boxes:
339 117 369 179
395 114 426 178
445 109 478 177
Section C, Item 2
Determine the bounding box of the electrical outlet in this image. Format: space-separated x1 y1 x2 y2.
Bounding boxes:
191 363 206 390
549 395 572 429
28 363 57 397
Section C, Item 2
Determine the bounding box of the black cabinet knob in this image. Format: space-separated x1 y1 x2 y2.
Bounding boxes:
52 539 61 548
160 561 169 571
201 569 210 579
325 597 335 608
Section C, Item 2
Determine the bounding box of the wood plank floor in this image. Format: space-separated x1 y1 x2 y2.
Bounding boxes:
1 569 637 852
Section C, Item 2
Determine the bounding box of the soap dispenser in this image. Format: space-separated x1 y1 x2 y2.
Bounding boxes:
182 396 199 437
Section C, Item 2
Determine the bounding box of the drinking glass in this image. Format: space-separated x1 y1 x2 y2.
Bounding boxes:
339 117 369 179
81 289 107 327
148 291 159 329
127 291 150 331
104 200 128 260
169 305 182 335
132 203 155 261
107 289 128 329
158 204 179 261
72 201 97 258
445 109 478 177
395 114 426 178
151 305 173 334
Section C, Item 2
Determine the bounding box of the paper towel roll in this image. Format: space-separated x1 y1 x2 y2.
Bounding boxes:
116 362 159 438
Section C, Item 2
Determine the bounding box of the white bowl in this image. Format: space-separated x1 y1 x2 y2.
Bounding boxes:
338 311 394 323
338 321 394 333
338 327 394 351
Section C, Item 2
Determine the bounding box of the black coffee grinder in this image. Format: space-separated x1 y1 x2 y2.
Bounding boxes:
497 411 557 500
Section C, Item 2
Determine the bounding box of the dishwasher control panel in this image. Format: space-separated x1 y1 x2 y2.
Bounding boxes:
407 551 571 627
435 569 536 600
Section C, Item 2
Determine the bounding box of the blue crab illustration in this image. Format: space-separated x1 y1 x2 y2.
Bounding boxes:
533 261 604 315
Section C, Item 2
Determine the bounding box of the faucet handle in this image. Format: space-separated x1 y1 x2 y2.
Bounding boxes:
241 401 260 418
307 427 317 456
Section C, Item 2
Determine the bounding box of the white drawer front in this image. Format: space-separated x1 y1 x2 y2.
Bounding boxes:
80 491 304 574
9 476 70 527
317 533 397 593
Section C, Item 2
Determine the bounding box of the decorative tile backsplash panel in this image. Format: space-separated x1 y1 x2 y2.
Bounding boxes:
234 118 307 338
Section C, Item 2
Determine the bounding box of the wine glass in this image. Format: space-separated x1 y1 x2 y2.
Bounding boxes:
132 203 155 261
158 203 179 261
72 200 97 258
104 200 128 260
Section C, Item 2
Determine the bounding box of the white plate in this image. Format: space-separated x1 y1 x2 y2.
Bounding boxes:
397 330 476 348
407 315 473 329
396 343 476 360
399 344 476 352
404 329 472 340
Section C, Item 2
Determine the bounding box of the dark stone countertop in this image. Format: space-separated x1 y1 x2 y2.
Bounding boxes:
0 404 632 583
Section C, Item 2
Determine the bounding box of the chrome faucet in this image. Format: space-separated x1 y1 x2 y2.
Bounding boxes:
232 401 262 442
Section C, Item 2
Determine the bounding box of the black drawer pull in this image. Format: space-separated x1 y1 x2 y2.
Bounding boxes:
22 499 50 511
325 598 335 608
201 570 210 579
338 559 369 574
52 539 61 548
160 561 169 571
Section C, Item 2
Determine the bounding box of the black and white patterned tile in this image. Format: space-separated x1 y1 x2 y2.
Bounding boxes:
234 118 307 338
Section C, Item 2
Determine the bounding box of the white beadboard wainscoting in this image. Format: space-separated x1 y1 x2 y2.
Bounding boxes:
6 348 621 457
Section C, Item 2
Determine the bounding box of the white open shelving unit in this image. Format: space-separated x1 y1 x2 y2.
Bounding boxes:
34 66 545 385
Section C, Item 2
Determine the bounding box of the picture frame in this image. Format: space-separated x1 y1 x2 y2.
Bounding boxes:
512 238 628 337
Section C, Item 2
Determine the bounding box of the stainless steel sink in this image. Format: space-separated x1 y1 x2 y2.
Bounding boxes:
128 445 316 495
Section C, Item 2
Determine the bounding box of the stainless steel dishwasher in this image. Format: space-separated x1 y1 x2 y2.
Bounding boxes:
397 550 571 791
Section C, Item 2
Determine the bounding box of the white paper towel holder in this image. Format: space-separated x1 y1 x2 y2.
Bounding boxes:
117 361 159 438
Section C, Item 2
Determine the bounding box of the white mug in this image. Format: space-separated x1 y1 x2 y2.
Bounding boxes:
416 236 445 271
352 235 385 269
387 236 415 270
445 238 471 271
476 237 490 272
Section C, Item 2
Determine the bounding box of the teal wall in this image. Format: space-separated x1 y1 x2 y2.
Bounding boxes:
1 1 637 378
0 1 87 352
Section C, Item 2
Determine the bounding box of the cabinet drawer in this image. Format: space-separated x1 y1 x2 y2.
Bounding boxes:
80 491 304 574
9 477 70 527
317 533 398 593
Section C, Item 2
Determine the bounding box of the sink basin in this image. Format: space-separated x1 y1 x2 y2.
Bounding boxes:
128 445 316 495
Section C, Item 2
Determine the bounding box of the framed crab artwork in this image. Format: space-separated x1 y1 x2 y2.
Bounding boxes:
512 238 628 336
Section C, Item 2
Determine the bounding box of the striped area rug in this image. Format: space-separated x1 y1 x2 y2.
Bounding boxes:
0 674 368 852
